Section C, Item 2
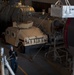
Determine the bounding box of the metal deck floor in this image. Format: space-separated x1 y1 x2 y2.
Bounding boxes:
0 41 70 75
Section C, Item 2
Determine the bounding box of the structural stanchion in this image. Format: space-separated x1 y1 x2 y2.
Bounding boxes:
0 47 15 75
1 47 5 75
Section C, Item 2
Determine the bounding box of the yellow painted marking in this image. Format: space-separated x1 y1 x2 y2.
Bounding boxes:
18 65 28 75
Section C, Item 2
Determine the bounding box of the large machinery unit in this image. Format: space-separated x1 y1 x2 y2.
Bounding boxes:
0 3 65 55
5 21 48 53
0 1 35 35
0 2 35 22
